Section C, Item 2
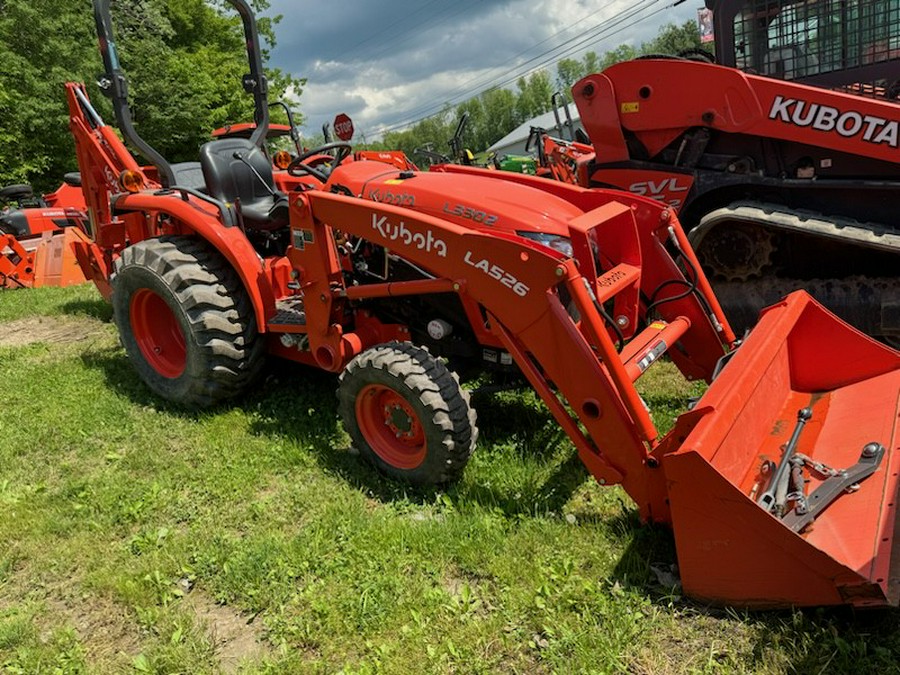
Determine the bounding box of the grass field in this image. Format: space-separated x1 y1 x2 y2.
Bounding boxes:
1 284 899 674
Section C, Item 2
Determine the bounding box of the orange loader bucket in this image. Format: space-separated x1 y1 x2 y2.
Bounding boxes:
664 291 900 608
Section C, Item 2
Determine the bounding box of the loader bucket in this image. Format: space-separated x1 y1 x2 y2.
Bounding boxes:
664 291 900 608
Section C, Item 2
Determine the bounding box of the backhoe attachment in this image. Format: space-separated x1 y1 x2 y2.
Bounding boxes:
1 228 89 289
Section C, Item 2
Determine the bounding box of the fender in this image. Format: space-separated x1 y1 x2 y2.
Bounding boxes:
111 192 275 332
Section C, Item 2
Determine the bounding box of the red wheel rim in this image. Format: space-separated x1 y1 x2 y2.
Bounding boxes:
130 288 187 378
356 384 426 469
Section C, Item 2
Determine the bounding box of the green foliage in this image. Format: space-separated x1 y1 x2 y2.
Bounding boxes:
0 0 299 192
643 20 709 56
514 70 554 121
3 285 900 673
369 20 711 161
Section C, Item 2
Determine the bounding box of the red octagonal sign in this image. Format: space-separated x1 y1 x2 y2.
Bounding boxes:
334 113 354 141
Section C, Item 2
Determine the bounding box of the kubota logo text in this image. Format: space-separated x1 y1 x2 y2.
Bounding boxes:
371 214 447 257
768 95 898 148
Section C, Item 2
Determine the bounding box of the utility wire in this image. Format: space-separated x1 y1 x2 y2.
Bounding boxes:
324 0 445 63
369 0 668 137
350 0 486 66
374 0 663 135
369 0 663 136
377 0 639 123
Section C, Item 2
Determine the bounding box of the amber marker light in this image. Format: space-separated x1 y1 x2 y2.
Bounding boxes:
273 150 292 170
118 170 145 193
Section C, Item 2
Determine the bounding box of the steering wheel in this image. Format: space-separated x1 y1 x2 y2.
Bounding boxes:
413 146 451 165
287 141 352 182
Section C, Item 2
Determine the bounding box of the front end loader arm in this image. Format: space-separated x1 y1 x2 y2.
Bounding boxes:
431 162 737 378
292 189 730 520
292 188 900 608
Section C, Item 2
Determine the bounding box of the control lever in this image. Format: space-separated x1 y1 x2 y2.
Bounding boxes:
232 151 278 199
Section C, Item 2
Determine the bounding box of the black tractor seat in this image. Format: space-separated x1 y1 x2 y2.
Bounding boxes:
199 137 288 231
170 162 207 193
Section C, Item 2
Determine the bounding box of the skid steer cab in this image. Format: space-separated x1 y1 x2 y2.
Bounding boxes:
70 0 900 609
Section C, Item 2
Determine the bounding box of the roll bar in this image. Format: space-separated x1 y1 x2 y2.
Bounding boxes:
91 0 270 188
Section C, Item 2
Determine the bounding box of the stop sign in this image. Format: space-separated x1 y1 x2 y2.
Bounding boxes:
334 113 354 141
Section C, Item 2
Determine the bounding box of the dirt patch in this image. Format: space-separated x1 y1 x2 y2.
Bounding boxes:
46 593 143 670
0 315 108 348
185 592 273 673
626 610 768 674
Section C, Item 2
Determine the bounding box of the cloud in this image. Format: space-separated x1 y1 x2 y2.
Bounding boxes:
264 0 699 141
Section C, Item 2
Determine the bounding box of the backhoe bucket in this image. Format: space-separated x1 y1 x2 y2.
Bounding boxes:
1 229 88 289
31 228 90 288
664 291 900 608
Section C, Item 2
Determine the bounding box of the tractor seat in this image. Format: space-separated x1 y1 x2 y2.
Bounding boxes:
198 138 289 231
170 162 207 193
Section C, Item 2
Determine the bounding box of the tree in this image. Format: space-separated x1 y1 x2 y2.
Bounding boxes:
515 71 554 121
583 51 600 76
0 1 98 189
556 58 586 96
641 20 708 57
479 87 518 147
599 44 639 70
0 0 298 192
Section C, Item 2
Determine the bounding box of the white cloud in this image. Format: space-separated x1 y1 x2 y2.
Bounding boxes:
264 0 700 141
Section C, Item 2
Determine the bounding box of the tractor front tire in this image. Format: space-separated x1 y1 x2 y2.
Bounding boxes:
338 342 478 485
111 236 264 408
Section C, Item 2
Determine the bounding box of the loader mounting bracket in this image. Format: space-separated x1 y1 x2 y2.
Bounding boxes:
782 442 887 533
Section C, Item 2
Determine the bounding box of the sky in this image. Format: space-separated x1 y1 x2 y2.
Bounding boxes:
262 0 702 142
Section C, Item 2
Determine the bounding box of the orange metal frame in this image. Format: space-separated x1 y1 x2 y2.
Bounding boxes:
66 78 900 609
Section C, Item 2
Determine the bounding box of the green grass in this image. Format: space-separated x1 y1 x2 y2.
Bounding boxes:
1 284 899 674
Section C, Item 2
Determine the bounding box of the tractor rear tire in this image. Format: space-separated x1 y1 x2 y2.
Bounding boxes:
110 236 264 408
338 342 478 485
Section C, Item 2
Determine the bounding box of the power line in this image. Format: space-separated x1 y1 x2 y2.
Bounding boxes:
378 0 623 117
349 0 486 66
323 0 445 63
369 0 662 136
368 0 668 138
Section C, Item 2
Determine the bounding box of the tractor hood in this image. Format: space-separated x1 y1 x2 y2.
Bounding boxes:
326 160 579 238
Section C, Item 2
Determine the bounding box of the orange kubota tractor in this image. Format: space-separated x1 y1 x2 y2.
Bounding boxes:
70 0 899 608
524 0 900 345
0 176 91 289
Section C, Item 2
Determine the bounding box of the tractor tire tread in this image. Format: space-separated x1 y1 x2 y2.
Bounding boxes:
111 236 264 407
338 342 477 485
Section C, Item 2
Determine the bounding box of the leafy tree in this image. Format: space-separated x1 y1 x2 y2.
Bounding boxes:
556 58 586 96
599 44 639 70
0 0 298 192
583 50 600 76
641 20 708 57
0 1 98 189
515 71 554 121
479 87 518 145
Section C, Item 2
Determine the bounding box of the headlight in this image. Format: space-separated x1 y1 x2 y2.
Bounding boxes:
516 231 574 258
